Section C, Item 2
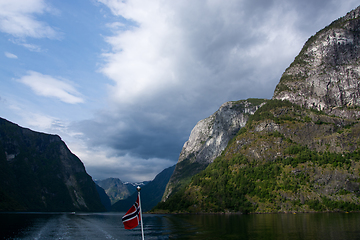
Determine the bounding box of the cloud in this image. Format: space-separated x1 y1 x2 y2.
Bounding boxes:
4 52 18 59
68 140 174 182
72 110 186 161
22 113 55 130
4 98 62 132
17 71 84 104
70 0 360 181
97 0 324 109
9 38 43 52
0 0 59 39
90 0 315 154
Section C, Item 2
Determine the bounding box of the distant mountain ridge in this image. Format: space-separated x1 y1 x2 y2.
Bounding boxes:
95 178 150 205
95 178 133 205
0 117 105 212
112 165 175 212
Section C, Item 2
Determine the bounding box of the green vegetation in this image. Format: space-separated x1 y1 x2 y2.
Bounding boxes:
165 157 208 200
155 147 360 213
230 98 268 112
307 197 360 212
246 98 268 106
247 99 302 127
274 82 292 93
157 7 360 214
154 99 360 214
280 146 360 168
231 98 267 107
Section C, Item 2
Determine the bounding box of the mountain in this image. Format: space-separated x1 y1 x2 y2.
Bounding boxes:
95 178 134 205
0 117 105 212
162 99 266 201
124 181 150 193
112 165 175 212
95 184 112 211
273 6 360 120
154 6 360 213
95 178 150 205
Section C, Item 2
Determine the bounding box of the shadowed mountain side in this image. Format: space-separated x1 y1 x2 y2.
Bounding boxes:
0 117 105 212
96 184 112 211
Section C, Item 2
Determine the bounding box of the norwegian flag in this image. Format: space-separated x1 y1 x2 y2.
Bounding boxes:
122 195 141 230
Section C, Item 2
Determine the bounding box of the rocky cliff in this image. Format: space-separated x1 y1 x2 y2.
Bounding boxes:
273 6 360 119
0 117 105 212
155 100 360 213
155 5 360 214
162 99 266 201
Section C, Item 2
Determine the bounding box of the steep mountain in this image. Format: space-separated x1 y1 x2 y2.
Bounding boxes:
162 99 266 201
95 178 134 205
0 117 105 212
273 6 360 119
155 6 360 213
112 165 175 212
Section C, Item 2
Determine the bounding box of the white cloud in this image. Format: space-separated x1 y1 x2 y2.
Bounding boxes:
4 52 18 59
5 100 60 132
9 38 43 52
97 0 309 109
0 0 58 39
24 113 55 130
81 0 360 182
68 140 174 182
17 71 84 104
99 1 180 105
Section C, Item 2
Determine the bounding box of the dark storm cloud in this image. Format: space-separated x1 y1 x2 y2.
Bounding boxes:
74 111 187 160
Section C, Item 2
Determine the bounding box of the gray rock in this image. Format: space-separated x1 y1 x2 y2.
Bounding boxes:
273 6 360 119
162 99 266 200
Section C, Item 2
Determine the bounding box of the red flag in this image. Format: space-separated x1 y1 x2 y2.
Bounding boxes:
122 195 141 230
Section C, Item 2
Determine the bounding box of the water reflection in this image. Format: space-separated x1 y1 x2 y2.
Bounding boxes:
161 213 360 240
1 212 360 239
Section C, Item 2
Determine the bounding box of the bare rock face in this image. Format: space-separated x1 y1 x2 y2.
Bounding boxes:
179 101 263 165
162 99 266 200
273 6 360 119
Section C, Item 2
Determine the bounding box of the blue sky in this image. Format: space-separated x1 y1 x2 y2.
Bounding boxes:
0 0 359 182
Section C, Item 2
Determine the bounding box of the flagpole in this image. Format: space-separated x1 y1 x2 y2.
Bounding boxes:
137 186 145 240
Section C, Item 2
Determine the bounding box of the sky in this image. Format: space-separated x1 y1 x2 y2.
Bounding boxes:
0 0 359 182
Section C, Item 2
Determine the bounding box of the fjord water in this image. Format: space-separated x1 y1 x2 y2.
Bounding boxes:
1 212 360 239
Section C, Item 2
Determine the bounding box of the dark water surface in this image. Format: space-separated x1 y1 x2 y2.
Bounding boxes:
1 212 360 239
